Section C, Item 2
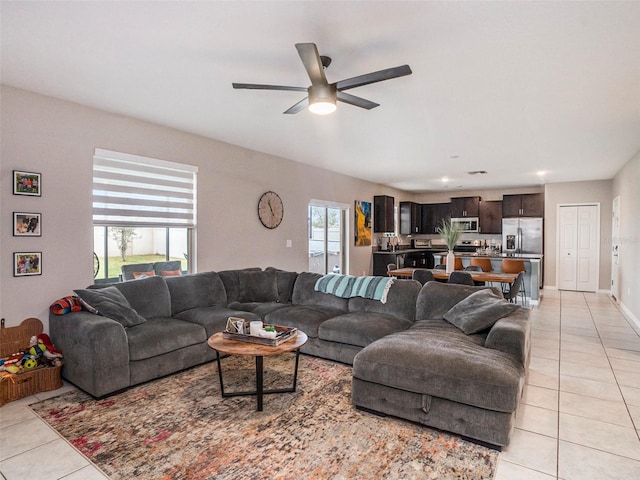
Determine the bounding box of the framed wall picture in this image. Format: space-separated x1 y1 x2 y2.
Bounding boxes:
13 170 41 196
14 252 42 277
13 212 41 237
354 200 372 246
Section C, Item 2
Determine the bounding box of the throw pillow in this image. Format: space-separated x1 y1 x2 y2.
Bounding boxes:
158 269 182 277
74 286 147 328
443 289 519 334
133 271 156 279
238 270 278 303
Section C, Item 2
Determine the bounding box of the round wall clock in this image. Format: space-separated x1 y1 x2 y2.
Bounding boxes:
257 191 284 229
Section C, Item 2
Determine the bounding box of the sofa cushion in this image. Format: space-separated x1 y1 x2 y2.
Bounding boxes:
238 269 279 302
265 305 347 338
126 317 207 361
175 307 261 337
74 286 147 328
416 282 503 320
110 275 172 318
348 279 421 322
265 267 298 303
227 301 290 319
217 268 262 303
164 271 227 315
319 312 412 347
443 289 520 334
291 272 349 310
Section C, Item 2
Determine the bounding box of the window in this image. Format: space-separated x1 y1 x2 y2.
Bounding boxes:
92 149 197 282
308 201 348 275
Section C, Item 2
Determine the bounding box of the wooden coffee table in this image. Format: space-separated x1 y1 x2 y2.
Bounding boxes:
207 330 308 411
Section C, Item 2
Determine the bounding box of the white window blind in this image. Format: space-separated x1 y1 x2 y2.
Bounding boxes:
93 148 197 227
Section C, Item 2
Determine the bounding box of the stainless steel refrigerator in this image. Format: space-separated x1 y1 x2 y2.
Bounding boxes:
502 218 543 254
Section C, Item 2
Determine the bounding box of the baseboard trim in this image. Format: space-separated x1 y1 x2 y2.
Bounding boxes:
617 300 640 333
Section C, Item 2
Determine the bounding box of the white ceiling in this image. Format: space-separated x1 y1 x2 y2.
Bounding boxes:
2 1 639 192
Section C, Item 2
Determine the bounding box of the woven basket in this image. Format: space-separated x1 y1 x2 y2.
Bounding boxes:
1 318 63 406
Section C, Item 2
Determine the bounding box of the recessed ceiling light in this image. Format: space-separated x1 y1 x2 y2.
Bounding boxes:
467 170 488 175
536 170 546 176
441 177 449 183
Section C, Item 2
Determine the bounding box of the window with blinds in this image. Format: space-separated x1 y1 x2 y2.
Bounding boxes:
93 148 197 227
92 149 197 282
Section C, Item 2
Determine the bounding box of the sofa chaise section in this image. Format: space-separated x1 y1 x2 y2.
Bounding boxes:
351 282 531 447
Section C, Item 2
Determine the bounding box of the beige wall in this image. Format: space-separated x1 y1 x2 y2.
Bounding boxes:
0 86 403 330
612 152 640 324
544 180 612 292
2 86 638 332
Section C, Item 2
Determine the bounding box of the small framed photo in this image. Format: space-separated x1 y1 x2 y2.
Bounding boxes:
13 212 41 237
13 170 41 196
14 252 42 277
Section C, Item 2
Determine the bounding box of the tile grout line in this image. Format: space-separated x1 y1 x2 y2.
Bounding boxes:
586 294 640 442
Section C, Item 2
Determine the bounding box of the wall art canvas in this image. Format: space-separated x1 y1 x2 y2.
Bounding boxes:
13 212 41 237
13 170 41 196
14 252 42 277
354 200 372 246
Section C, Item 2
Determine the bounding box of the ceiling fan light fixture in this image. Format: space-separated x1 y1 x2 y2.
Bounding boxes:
308 84 337 115
309 100 337 115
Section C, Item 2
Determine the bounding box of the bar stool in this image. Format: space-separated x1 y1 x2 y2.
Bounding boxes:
470 257 493 272
501 259 526 303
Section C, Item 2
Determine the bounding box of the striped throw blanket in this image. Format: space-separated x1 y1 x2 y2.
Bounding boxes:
314 275 394 303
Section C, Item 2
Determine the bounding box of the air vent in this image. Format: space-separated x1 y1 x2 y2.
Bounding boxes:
467 170 488 175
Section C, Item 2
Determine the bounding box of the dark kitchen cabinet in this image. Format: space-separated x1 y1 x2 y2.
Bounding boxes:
502 193 544 217
422 202 450 233
373 195 395 232
478 200 502 234
400 201 422 234
450 196 480 218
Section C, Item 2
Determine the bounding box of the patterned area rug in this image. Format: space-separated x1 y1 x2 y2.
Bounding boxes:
30 355 497 479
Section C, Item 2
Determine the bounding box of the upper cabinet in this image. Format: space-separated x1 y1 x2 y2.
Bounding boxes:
450 196 480 218
502 193 544 217
478 200 502 234
373 195 395 232
399 201 422 234
422 202 450 234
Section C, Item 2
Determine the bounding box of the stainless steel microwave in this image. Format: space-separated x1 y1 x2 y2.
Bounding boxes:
451 217 479 232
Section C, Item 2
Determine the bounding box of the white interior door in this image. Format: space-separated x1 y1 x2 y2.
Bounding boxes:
558 205 599 292
611 196 620 299
558 206 578 290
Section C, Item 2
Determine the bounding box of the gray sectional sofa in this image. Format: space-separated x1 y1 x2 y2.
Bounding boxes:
50 266 530 447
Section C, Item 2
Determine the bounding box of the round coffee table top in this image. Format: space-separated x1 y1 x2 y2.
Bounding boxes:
207 330 308 357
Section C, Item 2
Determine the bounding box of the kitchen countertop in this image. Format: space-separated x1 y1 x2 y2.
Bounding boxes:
432 251 544 259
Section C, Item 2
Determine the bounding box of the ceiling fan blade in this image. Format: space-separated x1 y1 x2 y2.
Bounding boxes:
232 83 307 92
336 91 379 110
335 65 412 91
295 43 328 86
283 97 309 114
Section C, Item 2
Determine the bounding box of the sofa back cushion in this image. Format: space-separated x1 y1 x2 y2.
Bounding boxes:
110 275 171 318
292 272 349 310
238 269 279 302
164 271 227 315
348 279 421 321
416 282 503 320
265 267 298 304
218 268 262 303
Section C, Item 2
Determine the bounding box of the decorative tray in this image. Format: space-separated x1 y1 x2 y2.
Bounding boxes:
223 322 298 347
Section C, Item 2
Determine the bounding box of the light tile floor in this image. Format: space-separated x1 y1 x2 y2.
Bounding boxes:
1 290 639 479
496 290 640 480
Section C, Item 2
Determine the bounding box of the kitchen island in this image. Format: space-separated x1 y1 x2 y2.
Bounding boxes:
432 252 543 304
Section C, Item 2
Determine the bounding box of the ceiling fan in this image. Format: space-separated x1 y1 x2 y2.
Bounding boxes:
232 43 412 115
